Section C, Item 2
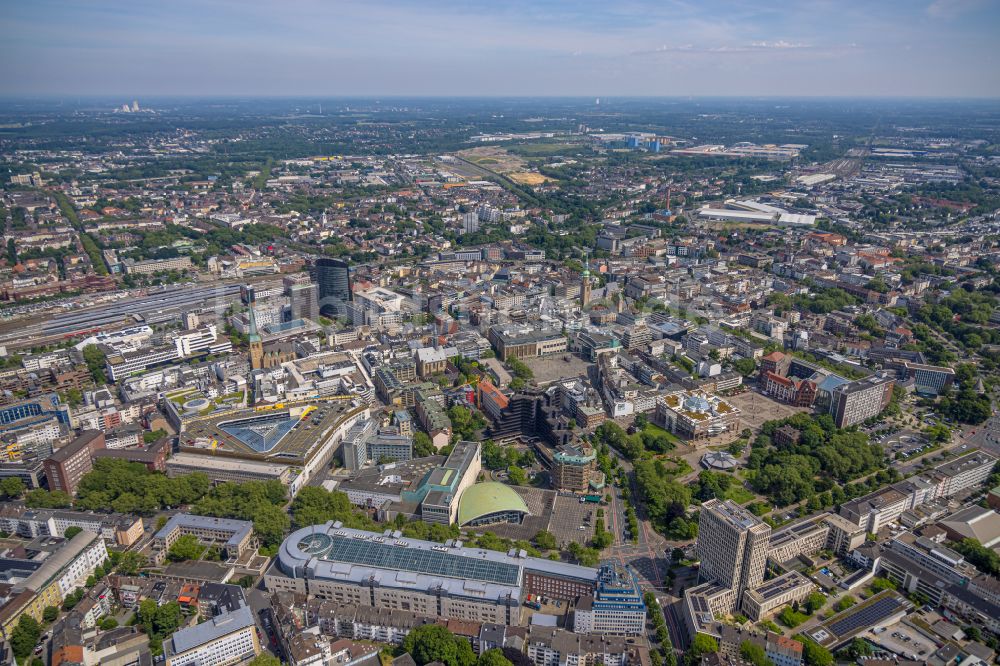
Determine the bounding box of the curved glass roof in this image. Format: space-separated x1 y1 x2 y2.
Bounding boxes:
458 482 530 526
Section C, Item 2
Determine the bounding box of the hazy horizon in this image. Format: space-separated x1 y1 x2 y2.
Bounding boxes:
3 94 1000 102
2 0 999 99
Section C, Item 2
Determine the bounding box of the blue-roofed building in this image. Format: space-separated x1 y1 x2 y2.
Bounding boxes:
0 393 70 433
813 373 850 411
573 564 647 635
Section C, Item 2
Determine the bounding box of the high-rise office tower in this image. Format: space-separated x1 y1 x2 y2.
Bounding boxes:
283 274 319 322
829 375 895 428
315 258 352 317
462 211 480 235
697 499 771 606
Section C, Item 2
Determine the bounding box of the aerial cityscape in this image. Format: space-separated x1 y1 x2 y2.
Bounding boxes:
1 3 1000 666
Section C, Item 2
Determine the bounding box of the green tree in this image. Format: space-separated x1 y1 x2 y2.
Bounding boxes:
732 358 757 376
64 526 83 539
778 607 807 628
290 486 375 531
10 614 42 660
591 522 613 550
507 358 534 381
61 387 83 407
116 551 147 575
0 476 25 499
167 534 205 562
401 625 476 666
804 592 826 614
137 598 157 628
82 344 108 384
796 638 834 666
25 488 73 508
685 634 719 665
252 503 291 548
870 577 898 593
74 458 211 514
99 617 119 631
507 466 528 486
565 541 601 567
477 649 513 666
838 638 873 661
833 596 856 612
925 423 951 444
481 439 508 470
739 641 774 666
247 656 281 666
42 606 59 623
62 588 84 611
413 431 436 458
534 530 557 551
136 600 184 650
448 405 487 441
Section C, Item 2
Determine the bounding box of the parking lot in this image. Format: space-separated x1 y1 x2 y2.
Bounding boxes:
517 597 573 627
548 494 601 545
472 487 596 547
522 353 592 386
871 622 935 660
877 430 931 459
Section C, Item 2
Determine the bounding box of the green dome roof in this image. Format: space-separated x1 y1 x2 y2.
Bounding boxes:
458 482 530 526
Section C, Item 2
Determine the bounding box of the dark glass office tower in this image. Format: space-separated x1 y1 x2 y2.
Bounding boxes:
316 258 352 316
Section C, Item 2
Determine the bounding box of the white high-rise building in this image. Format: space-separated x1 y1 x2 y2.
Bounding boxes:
462 211 480 235
696 498 771 614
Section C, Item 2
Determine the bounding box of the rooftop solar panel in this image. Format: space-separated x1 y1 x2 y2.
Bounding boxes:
304 534 521 586
828 595 901 637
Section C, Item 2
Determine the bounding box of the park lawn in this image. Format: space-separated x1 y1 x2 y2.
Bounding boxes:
651 455 693 477
722 485 757 505
778 607 809 628
643 421 684 447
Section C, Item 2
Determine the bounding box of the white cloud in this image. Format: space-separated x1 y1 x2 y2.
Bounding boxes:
633 40 812 55
748 40 810 49
926 0 986 18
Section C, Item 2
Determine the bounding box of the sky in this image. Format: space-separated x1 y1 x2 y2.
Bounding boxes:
2 0 999 98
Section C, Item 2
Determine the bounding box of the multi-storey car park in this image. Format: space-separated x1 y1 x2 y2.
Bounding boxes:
178 397 363 462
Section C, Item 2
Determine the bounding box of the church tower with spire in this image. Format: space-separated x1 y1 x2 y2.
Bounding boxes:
580 252 592 308
244 285 264 371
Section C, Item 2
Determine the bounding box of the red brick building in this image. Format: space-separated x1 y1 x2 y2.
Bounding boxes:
761 372 816 408
43 430 106 495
